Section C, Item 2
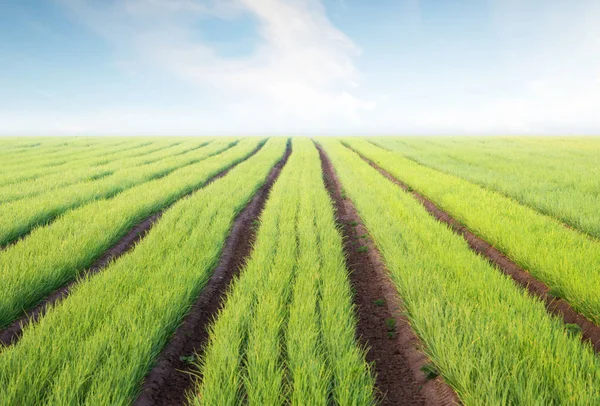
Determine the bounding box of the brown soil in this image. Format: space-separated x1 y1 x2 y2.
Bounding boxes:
352 147 600 354
134 140 291 406
0 141 267 347
316 143 458 406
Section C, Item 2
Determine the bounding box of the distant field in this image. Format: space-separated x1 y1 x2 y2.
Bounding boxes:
1 136 600 405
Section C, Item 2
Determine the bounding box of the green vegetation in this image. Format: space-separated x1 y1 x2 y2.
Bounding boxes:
192 138 374 405
319 138 600 405
0 140 213 203
1 136 600 405
0 139 211 204
343 138 600 326
0 138 238 246
370 136 600 239
0 138 287 405
0 138 152 186
0 138 262 328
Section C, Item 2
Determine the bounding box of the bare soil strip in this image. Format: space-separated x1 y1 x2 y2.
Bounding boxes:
0 142 267 347
133 141 291 406
351 146 600 354
316 143 458 406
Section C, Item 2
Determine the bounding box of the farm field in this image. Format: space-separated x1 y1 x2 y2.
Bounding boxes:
1 136 600 405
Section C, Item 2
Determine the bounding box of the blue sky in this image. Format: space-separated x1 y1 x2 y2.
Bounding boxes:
1 0 600 135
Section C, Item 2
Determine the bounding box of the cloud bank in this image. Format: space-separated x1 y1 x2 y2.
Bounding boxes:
53 0 372 134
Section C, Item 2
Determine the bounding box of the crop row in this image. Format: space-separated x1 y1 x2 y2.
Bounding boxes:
0 138 287 405
0 137 128 168
0 138 263 328
0 138 237 246
193 138 374 405
344 138 600 326
0 138 155 185
0 139 212 204
319 138 600 404
371 136 600 238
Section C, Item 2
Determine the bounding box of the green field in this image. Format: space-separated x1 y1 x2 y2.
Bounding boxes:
1 136 600 405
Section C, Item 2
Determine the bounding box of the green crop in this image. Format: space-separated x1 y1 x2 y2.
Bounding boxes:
0 138 238 246
192 138 374 405
344 138 600 326
319 138 600 405
0 138 262 328
0 139 211 204
370 136 600 239
0 138 287 405
0 138 153 186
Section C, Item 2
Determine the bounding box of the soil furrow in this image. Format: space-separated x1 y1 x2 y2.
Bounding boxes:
133 140 291 406
0 141 267 347
315 142 458 406
350 146 600 354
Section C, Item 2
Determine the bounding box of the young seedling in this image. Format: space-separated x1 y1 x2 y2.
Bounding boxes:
373 298 385 307
565 323 582 337
385 318 396 331
357 245 368 253
349 220 359 227
358 234 368 239
179 354 196 364
548 287 563 300
421 363 439 380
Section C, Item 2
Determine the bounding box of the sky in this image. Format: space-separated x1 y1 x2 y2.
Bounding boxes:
1 0 600 135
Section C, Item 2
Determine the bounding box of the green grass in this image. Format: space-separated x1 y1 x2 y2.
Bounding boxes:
0 138 263 328
343 138 600 326
0 138 153 186
0 138 288 405
191 138 374 405
319 138 600 405
0 139 211 204
370 136 600 239
0 138 238 247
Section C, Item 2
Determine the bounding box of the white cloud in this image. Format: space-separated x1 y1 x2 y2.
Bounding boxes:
47 0 372 134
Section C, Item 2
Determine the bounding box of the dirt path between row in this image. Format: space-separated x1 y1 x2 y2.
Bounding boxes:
0 141 267 347
134 140 291 406
316 143 458 406
350 146 600 354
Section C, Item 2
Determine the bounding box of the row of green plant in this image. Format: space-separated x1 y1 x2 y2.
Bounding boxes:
0 138 152 185
370 136 600 239
0 138 238 246
0 138 197 187
0 138 212 204
0 138 263 328
193 138 374 405
344 138 600 326
0 137 126 168
319 138 600 405
0 138 287 406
